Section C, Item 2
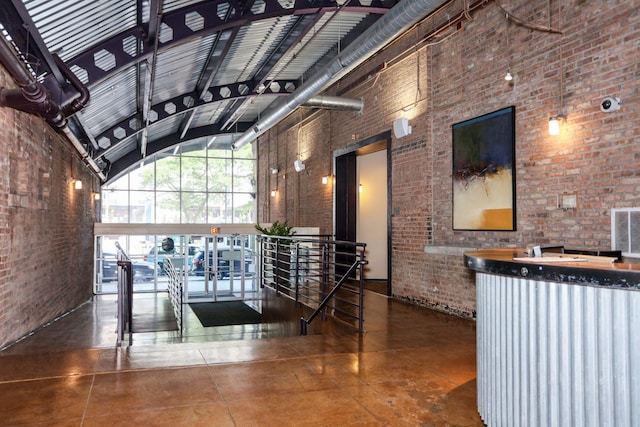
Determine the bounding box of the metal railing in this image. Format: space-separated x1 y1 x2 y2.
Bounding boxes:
115 242 133 347
164 258 184 335
257 235 367 335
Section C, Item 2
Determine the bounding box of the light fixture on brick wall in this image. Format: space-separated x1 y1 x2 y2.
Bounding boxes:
504 69 513 81
271 189 277 197
548 114 565 136
548 117 560 135
74 179 83 190
322 175 330 185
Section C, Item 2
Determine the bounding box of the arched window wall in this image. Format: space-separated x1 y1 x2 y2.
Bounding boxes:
100 143 256 224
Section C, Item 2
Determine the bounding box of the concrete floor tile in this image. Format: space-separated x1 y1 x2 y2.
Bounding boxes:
0 290 483 426
95 346 208 372
0 349 100 381
82 402 235 427
0 375 93 425
226 389 384 427
85 367 221 417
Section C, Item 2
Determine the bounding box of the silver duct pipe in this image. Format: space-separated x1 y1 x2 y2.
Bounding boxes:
61 126 107 181
231 0 446 149
302 95 363 112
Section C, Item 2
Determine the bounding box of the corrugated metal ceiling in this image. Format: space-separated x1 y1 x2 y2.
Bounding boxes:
1 0 400 181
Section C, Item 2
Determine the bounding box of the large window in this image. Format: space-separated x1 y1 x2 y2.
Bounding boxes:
101 143 256 224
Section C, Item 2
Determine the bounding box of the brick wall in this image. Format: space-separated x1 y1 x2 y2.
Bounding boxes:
0 65 97 348
256 0 640 319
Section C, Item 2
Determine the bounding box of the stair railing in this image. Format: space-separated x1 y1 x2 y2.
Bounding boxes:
164 258 184 335
257 235 367 335
115 242 133 347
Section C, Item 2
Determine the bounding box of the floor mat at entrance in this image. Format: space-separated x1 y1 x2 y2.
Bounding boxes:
189 301 262 327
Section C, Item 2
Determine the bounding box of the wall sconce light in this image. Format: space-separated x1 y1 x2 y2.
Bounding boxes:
74 179 83 190
93 192 101 200
393 117 412 138
270 167 279 174
271 189 277 197
359 184 363 193
322 175 329 185
504 69 513 81
548 114 565 136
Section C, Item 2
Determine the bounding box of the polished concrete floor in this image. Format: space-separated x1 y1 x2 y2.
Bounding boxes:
0 289 483 426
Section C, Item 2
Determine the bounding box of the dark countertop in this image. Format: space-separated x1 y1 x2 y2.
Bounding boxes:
464 248 640 290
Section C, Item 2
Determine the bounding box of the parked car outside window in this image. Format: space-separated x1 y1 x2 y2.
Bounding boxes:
191 247 254 279
98 253 155 283
143 244 199 271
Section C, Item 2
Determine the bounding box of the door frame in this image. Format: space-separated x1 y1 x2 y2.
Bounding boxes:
333 131 392 296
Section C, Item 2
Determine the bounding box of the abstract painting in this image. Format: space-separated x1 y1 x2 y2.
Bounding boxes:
452 106 516 231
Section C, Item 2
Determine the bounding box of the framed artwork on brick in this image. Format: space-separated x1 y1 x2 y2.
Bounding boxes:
452 106 516 231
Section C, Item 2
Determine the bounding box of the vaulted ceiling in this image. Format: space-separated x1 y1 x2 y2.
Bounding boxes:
0 0 442 182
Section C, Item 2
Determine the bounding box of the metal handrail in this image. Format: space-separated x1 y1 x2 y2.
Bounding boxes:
257 235 367 335
164 258 184 335
115 243 133 346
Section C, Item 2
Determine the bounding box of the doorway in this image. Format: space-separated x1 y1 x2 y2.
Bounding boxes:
334 131 392 295
184 234 258 303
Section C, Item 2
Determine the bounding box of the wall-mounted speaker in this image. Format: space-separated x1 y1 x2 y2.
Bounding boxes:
393 117 412 138
294 159 306 172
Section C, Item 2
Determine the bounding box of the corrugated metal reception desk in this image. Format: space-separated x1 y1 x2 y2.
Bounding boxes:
464 249 640 427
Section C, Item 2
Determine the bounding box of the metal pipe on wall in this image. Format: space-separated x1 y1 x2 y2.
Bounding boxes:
302 95 363 112
0 34 104 179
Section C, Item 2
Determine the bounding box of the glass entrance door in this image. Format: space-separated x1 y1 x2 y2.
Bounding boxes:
184 234 258 303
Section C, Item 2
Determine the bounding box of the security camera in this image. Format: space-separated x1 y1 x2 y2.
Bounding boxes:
600 96 621 112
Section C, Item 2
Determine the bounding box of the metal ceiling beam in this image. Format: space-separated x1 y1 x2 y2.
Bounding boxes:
46 0 392 89
178 27 240 139
8 0 66 86
1 0 100 167
216 0 374 130
105 121 253 181
93 79 298 155
139 0 164 158
217 10 325 131
145 0 163 45
232 0 447 150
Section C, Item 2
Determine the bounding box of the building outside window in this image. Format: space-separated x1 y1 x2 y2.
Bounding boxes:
100 142 256 224
94 142 257 294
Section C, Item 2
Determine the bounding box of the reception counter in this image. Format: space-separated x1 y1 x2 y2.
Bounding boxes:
465 249 640 427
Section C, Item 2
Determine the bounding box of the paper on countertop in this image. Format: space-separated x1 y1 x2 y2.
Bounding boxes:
513 256 587 262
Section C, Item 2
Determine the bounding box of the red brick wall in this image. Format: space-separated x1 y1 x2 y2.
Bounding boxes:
0 65 97 348
257 0 640 318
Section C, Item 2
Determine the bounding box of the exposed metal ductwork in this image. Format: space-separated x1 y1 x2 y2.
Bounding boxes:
0 35 65 128
55 54 90 118
0 34 104 180
231 0 447 150
0 37 90 127
302 95 363 112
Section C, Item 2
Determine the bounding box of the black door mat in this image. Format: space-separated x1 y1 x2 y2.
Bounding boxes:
189 301 262 327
